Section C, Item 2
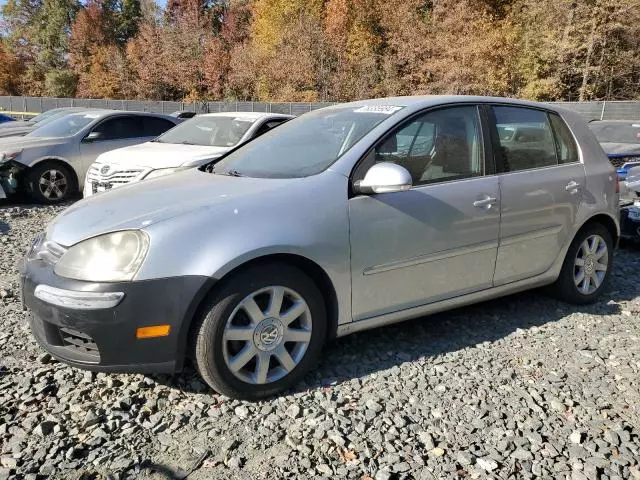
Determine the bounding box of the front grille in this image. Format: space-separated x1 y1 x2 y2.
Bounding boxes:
59 327 100 361
87 163 147 189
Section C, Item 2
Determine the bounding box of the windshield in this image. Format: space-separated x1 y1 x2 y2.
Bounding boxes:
30 108 69 124
211 105 403 178
155 115 257 147
27 113 99 138
590 122 640 144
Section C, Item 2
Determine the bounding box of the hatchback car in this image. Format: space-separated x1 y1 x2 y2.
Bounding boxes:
83 112 292 197
0 110 179 203
20 96 619 399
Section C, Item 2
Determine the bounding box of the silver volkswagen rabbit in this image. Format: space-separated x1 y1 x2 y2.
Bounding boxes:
20 96 620 399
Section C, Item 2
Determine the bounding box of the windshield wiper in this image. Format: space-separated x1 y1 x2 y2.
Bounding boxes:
226 169 244 177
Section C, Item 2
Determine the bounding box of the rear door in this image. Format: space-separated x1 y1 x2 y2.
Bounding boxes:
488 105 585 285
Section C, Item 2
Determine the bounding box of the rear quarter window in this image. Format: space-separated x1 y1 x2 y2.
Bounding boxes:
549 114 580 164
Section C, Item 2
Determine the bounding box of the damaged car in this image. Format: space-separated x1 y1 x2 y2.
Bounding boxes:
0 110 179 203
589 120 640 181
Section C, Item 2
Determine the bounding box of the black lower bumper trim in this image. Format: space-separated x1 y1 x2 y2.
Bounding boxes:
21 257 214 374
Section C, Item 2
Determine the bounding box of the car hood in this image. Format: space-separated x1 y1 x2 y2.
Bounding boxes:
0 136 64 150
47 169 298 246
97 142 231 169
600 143 640 157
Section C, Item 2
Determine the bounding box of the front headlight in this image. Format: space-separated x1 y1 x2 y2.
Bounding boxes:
54 230 149 282
144 167 189 180
0 150 22 164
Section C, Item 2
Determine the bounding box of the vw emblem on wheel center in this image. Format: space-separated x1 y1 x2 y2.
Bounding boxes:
100 165 111 175
260 325 279 345
254 319 283 351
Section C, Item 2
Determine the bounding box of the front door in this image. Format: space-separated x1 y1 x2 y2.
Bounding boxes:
349 105 501 321
488 105 586 285
78 115 152 181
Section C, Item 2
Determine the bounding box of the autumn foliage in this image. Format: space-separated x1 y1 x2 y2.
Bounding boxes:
1 0 640 101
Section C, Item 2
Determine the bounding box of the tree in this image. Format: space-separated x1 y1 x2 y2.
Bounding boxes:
0 40 23 94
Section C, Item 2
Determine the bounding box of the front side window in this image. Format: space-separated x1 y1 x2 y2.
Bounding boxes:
210 106 404 178
358 106 484 186
492 106 557 172
92 116 144 141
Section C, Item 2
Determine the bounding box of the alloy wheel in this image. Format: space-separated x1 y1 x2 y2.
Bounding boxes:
222 286 312 385
574 234 608 295
38 169 68 200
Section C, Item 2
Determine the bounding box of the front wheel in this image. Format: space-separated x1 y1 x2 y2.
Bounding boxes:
552 223 614 304
192 264 327 400
26 162 76 204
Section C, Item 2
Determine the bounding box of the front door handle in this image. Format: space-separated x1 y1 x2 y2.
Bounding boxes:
566 181 581 193
473 196 497 208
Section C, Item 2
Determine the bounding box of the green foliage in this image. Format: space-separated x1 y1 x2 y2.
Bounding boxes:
44 68 78 97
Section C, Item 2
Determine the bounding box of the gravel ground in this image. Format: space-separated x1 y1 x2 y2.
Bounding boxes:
1 202 639 480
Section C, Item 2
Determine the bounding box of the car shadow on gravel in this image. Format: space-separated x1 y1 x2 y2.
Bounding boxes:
149 267 637 398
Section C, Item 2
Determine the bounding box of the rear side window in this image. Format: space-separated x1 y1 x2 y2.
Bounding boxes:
549 114 579 164
142 116 176 137
492 106 557 172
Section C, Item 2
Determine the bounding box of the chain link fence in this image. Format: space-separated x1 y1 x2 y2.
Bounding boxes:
1 95 640 121
0 96 334 118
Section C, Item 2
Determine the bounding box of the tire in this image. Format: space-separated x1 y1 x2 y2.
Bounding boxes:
26 161 76 204
192 263 327 400
552 223 614 304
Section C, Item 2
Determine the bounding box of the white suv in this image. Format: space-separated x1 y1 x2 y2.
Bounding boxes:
83 112 292 197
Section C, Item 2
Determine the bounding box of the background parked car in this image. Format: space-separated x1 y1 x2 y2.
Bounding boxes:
170 110 198 119
588 120 640 180
84 112 292 197
0 113 16 124
0 107 93 138
0 110 180 203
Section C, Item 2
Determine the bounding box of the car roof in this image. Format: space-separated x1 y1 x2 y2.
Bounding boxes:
198 112 294 120
325 95 572 113
62 109 178 120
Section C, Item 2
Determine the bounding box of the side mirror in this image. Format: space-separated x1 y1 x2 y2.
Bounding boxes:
84 131 103 142
354 162 412 194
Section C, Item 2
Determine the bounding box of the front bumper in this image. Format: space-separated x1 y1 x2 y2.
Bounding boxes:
21 257 213 373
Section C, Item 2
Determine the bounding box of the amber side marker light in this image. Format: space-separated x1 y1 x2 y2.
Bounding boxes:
136 325 171 339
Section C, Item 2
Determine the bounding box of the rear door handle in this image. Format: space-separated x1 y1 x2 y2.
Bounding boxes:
473 196 497 208
566 181 581 193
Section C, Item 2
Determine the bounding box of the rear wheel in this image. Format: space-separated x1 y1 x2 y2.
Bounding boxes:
26 162 76 204
552 223 613 304
192 264 326 400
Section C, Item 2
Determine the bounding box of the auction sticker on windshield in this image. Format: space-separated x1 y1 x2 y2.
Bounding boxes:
353 106 403 114
83 114 101 119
